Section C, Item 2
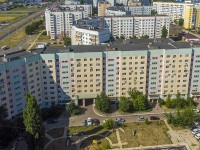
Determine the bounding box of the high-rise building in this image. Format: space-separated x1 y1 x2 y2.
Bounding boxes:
195 6 200 28
1 39 200 119
183 5 194 29
98 1 111 16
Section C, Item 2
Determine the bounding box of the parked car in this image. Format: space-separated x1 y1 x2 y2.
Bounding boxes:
93 118 100 125
192 128 200 134
47 119 58 124
194 121 200 126
138 116 146 121
189 125 197 131
115 118 125 123
150 116 160 120
195 133 200 140
87 118 92 125
82 120 86 126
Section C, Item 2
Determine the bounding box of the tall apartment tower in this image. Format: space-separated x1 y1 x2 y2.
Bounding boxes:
98 1 111 16
183 5 193 29
195 7 200 28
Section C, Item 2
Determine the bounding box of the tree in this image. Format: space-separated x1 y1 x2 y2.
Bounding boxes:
64 37 71 46
95 92 110 113
165 94 173 108
145 118 150 125
66 102 81 115
161 25 168 38
179 18 184 26
141 35 149 38
118 97 133 112
103 119 115 130
128 89 152 111
23 93 45 150
158 98 165 107
120 35 125 39
151 10 157 15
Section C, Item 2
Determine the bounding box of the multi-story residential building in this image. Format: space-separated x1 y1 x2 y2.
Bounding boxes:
75 15 170 39
45 8 83 39
128 1 142 6
98 1 111 16
105 7 131 16
107 0 116 6
45 5 92 39
2 39 200 119
183 5 194 29
134 15 170 38
153 2 193 20
124 6 153 15
60 4 92 18
65 0 80 5
71 25 110 45
195 6 200 28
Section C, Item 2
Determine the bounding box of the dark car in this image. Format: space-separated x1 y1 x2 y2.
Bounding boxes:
93 118 100 125
150 116 160 120
47 119 58 124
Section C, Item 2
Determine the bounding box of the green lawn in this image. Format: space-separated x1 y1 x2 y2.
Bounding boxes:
46 127 64 139
68 125 108 136
122 121 172 147
107 131 118 144
80 135 111 150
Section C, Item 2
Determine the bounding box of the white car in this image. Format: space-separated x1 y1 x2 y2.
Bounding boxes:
195 133 200 140
192 128 200 134
194 121 199 126
87 118 92 125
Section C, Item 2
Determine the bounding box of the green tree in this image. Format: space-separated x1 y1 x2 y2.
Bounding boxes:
64 37 71 46
145 118 150 125
141 35 149 38
161 25 168 38
120 35 125 39
151 10 157 15
179 18 184 26
165 94 173 108
23 93 45 150
119 97 133 112
103 119 115 130
66 102 81 115
128 89 151 111
95 92 110 113
181 107 199 126
158 98 165 107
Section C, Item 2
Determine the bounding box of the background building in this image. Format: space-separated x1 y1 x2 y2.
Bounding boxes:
98 1 111 16
71 25 110 45
105 6 131 16
1 39 200 119
124 5 153 15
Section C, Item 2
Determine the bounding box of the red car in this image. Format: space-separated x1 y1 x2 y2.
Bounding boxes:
150 116 160 120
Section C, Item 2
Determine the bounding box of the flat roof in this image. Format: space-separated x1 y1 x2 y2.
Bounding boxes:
0 38 199 64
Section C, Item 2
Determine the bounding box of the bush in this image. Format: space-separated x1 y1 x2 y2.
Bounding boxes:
103 119 115 130
145 118 150 125
42 31 47 35
66 102 81 115
41 105 65 120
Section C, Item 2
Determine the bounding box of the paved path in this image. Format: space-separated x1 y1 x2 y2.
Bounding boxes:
116 129 122 148
27 30 45 50
63 127 68 138
164 120 199 150
45 133 54 141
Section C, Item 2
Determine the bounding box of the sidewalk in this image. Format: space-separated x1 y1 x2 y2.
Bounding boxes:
93 104 174 118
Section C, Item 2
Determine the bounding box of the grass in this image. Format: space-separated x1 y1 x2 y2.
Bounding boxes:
0 17 43 48
46 127 64 139
0 0 6 2
0 16 16 22
80 135 110 150
11 7 42 12
119 130 126 143
122 121 172 147
37 34 51 42
107 130 118 144
68 125 108 136
0 8 45 38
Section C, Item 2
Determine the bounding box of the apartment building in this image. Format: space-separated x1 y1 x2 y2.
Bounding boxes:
71 25 110 45
98 1 111 16
195 6 200 28
124 6 153 15
105 7 131 16
45 5 92 39
60 5 92 17
2 39 200 119
183 5 194 29
75 15 170 39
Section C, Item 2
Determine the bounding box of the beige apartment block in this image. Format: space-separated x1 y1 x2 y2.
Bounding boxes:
98 1 111 16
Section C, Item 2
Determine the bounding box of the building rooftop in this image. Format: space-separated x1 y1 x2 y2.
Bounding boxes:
73 25 108 31
106 6 126 11
0 38 199 64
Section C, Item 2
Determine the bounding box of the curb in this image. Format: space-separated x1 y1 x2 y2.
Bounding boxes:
93 105 174 118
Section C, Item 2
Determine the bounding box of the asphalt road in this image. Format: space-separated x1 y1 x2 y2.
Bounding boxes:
45 105 166 130
0 10 44 40
0 12 34 31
